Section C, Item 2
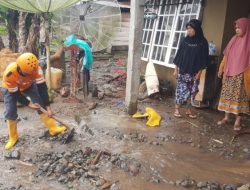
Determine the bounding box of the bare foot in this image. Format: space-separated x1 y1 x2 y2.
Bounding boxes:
233 123 241 131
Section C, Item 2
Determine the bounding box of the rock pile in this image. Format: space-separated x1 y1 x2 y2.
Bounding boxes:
32 147 141 188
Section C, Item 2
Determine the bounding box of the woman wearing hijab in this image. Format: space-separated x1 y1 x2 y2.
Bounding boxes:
173 19 209 118
217 17 250 131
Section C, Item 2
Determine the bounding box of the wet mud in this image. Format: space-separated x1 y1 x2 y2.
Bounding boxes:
0 53 249 190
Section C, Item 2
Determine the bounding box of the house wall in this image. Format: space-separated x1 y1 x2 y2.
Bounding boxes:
187 0 250 60
112 11 130 51
221 0 250 56
112 1 131 51
202 0 228 55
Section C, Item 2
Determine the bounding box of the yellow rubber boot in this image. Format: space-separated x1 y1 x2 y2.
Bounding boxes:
145 107 161 127
40 113 66 136
5 120 18 150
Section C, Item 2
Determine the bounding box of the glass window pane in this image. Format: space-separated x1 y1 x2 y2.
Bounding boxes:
151 46 158 59
180 4 186 14
149 20 155 29
165 3 170 14
159 32 165 44
143 31 147 43
155 31 160 44
185 4 192 14
144 19 148 28
160 47 167 61
147 31 152 43
160 0 167 14
182 15 190 30
157 17 164 29
179 32 186 44
161 18 166 30
170 4 176 14
192 3 199 13
156 47 162 60
176 16 184 31
190 15 197 20
168 16 174 28
145 45 149 57
163 32 170 45
169 49 177 63
142 44 146 56
173 32 180 47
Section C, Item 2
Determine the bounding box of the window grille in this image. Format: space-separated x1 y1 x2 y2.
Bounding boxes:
142 0 202 68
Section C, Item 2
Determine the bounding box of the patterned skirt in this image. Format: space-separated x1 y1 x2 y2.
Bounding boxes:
218 73 249 114
175 73 199 105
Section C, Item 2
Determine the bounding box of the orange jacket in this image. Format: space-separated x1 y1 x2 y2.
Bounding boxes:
2 62 45 93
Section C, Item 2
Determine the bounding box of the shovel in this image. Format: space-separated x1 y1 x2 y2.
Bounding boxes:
39 106 75 143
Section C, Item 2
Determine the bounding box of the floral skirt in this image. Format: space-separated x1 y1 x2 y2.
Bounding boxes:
175 73 199 105
218 73 249 114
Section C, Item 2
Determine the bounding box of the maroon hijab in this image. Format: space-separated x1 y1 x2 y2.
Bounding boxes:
223 17 250 76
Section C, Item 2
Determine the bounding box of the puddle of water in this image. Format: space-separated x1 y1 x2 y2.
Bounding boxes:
83 108 250 186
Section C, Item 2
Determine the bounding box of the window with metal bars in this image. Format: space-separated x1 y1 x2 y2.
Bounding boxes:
142 0 202 68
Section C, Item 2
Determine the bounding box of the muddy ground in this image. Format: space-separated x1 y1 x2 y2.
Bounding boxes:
0 52 249 190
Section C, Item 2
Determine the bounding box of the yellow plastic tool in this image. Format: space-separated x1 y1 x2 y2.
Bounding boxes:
132 112 149 118
132 107 161 127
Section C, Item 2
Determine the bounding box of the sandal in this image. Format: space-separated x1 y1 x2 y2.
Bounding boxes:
174 112 182 118
185 111 197 119
233 124 241 131
217 119 229 126
188 114 197 119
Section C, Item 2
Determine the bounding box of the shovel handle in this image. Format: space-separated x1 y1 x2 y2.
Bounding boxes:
39 107 71 130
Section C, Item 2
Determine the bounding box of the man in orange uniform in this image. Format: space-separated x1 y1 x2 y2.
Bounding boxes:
1 52 66 150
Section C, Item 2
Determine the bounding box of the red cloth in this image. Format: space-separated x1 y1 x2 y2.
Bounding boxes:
223 17 250 76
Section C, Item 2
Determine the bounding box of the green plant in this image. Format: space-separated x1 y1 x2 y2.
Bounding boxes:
0 6 8 36
0 24 7 35
140 74 145 82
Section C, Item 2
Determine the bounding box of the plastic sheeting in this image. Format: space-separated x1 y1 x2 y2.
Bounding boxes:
145 61 159 96
0 0 85 13
64 34 93 70
52 0 121 52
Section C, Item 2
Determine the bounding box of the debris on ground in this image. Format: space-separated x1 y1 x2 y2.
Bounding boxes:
88 102 98 110
237 183 250 190
173 178 243 190
30 148 141 189
111 154 141 176
39 130 75 144
4 150 21 160
60 86 70 97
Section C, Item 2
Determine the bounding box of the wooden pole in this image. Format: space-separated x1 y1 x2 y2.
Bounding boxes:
44 13 52 92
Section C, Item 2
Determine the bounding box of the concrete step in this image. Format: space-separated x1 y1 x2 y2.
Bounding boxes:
111 41 129 46
113 36 129 41
121 22 130 27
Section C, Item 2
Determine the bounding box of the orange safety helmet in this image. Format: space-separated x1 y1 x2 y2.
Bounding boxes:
16 53 39 74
